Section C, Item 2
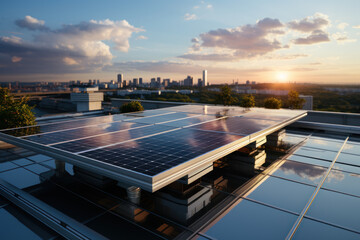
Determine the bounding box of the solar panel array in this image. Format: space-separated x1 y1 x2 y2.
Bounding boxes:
0 105 306 191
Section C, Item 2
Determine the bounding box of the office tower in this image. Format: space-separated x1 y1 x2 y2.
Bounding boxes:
198 78 202 87
133 78 138 86
139 78 143 85
184 76 193 87
117 74 123 84
163 79 170 87
202 70 207 87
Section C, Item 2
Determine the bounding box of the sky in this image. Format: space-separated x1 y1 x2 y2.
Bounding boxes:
0 0 359 84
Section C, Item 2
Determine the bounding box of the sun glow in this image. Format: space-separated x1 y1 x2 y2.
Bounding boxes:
276 72 288 82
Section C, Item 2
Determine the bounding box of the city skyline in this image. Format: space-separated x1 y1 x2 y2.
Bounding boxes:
0 0 359 84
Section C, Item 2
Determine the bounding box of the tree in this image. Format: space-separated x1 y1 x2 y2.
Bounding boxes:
240 94 255 108
217 85 237 106
120 101 144 113
288 90 305 109
0 87 36 130
264 97 282 109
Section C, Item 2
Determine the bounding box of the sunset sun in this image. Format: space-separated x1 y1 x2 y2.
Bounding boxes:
276 72 288 82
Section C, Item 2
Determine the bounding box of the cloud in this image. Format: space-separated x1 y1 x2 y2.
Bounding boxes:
293 30 330 45
11 56 22 63
288 13 330 32
136 35 148 40
207 4 213 9
15 16 49 31
265 53 308 60
0 17 142 75
337 22 348 30
332 32 357 43
352 25 360 29
184 13 197 21
180 17 285 61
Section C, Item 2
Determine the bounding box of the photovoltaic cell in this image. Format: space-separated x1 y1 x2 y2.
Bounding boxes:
25 122 146 145
159 115 221 128
1 114 129 137
165 105 247 117
80 128 244 176
190 117 278 136
52 124 176 153
125 112 199 125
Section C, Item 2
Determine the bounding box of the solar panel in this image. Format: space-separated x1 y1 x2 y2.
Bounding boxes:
24 122 146 145
0 105 307 192
52 124 176 153
125 112 199 125
190 116 278 136
80 128 244 176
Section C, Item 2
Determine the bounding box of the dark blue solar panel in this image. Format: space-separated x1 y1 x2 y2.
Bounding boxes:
126 112 198 125
52 125 176 153
160 115 220 128
190 117 278 136
80 128 244 176
2 114 131 137
25 122 146 145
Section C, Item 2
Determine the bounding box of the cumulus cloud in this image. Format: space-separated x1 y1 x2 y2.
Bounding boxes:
180 17 285 61
353 25 360 29
184 13 197 21
207 4 213 9
293 30 330 45
15 16 49 31
288 13 330 32
0 17 142 74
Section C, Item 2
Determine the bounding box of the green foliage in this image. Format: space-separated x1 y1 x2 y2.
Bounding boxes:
288 90 305 109
264 97 282 109
218 85 237 106
240 94 255 108
0 87 36 130
120 101 144 113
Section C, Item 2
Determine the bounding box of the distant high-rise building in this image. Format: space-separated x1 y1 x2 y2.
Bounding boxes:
202 70 207 87
139 78 143 85
123 80 127 87
96 80 100 85
246 80 250 85
117 74 123 84
163 79 170 87
252 81 256 85
198 78 202 87
133 78 138 86
157 77 161 85
184 76 193 87
77 80 81 85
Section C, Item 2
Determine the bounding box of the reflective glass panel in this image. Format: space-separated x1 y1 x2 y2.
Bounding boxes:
293 218 360 240
0 167 42 189
336 152 360 166
271 160 327 186
204 199 298 240
322 169 360 197
287 155 331 168
293 147 338 161
246 176 315 213
306 189 360 232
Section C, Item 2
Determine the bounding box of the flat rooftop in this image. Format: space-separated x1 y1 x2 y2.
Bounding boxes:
0 104 359 239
